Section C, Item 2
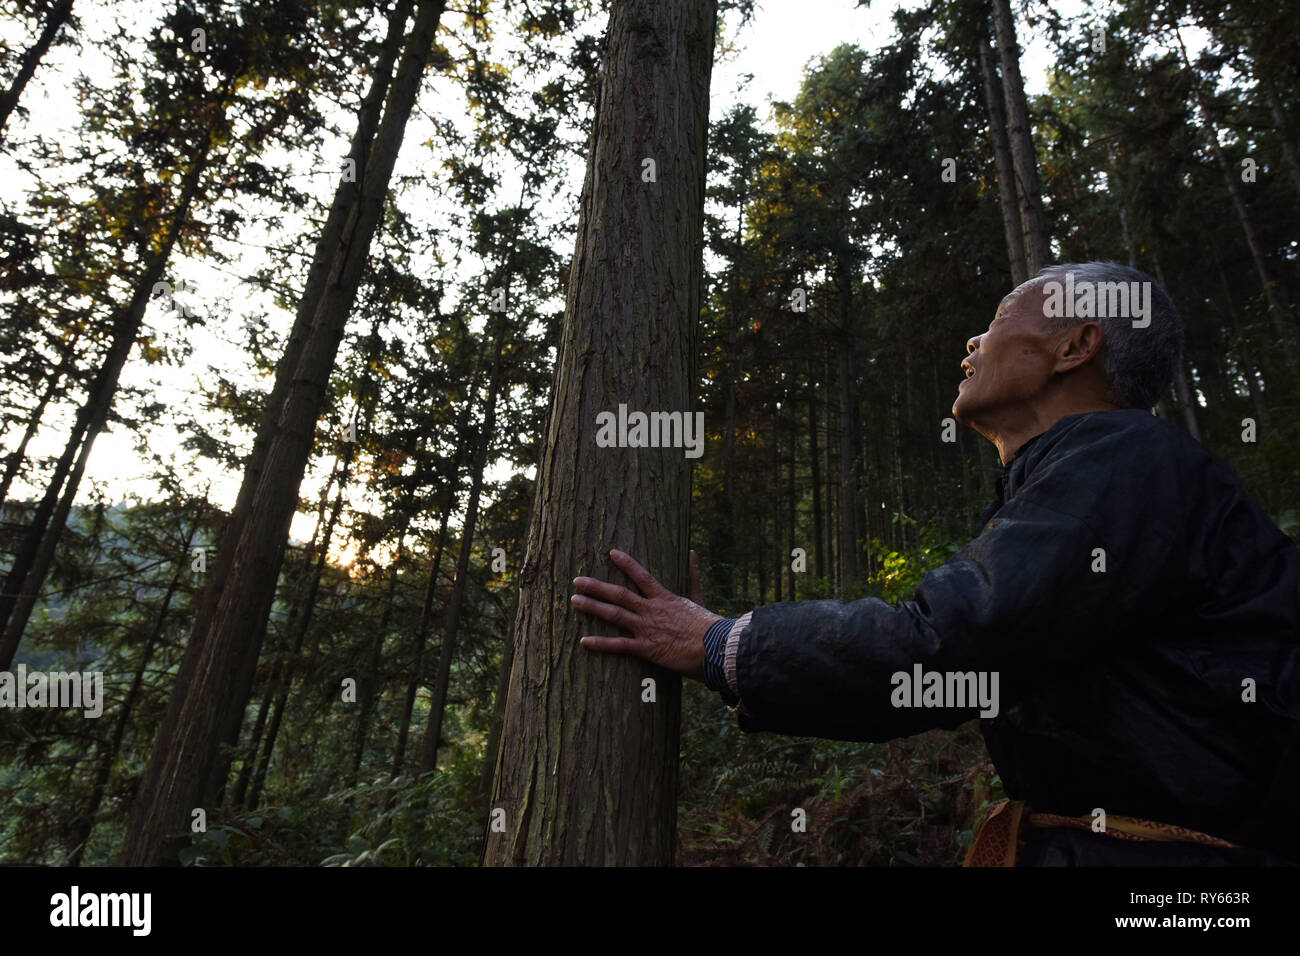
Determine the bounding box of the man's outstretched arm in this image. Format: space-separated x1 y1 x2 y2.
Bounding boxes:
572 426 1183 742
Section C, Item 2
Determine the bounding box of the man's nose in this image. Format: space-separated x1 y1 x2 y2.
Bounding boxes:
967 334 982 353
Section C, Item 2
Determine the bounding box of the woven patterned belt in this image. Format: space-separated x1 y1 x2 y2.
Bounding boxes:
964 798 1238 866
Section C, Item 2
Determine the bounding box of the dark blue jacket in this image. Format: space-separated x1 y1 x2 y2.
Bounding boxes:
731 409 1300 864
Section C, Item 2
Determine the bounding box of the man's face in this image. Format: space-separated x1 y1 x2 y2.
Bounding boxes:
952 281 1063 428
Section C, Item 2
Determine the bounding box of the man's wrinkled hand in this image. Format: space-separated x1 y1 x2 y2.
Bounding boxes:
573 548 720 679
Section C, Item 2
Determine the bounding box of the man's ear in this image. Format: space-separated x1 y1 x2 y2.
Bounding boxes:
1056 321 1105 372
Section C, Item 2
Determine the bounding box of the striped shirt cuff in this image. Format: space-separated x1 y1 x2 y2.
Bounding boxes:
701 618 736 700
724 611 752 701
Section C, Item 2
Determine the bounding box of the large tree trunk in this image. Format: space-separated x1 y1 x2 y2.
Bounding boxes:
0 0 74 137
121 0 445 866
483 0 716 866
978 34 1028 285
990 0 1050 273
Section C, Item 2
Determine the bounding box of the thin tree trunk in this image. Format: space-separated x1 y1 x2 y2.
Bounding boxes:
348 526 409 786
1172 25 1293 351
391 341 487 778
1243 26 1300 203
978 33 1028 285
1174 364 1203 442
1263 77 1300 202
230 453 340 808
891 378 905 550
786 419 796 600
391 465 457 777
122 0 445 865
773 426 782 604
483 0 716 866
247 450 354 810
991 0 1050 273
808 365 823 581
1152 256 1202 442
836 259 862 591
717 207 741 598
419 322 508 774
824 355 836 590
1210 134 1292 343
0 332 79 513
1216 254 1270 430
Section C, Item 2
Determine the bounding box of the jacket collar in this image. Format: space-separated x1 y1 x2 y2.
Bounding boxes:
981 413 1093 526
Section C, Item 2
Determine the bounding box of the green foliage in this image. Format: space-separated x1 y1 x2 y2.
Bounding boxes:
868 518 964 603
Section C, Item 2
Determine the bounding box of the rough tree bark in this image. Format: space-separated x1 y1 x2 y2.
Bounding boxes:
482 0 717 866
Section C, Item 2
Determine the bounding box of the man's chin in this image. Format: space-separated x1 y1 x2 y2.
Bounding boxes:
952 395 971 424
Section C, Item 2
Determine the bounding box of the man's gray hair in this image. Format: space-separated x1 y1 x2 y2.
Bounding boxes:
1024 261 1184 410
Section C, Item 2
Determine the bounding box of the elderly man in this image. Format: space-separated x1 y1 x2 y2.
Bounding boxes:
571 261 1300 866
